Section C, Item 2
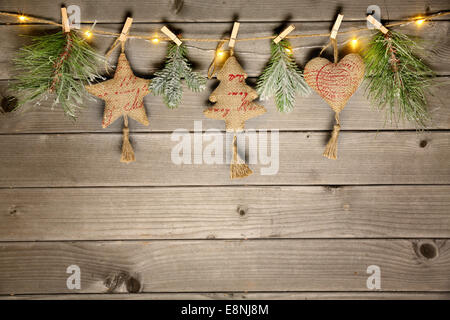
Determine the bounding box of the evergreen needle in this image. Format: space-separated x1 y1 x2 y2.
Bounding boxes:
363 30 435 127
257 39 310 112
150 42 206 109
10 31 105 119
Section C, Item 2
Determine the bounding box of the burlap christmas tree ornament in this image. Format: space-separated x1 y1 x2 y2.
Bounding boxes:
304 43 365 160
204 55 266 179
85 52 150 163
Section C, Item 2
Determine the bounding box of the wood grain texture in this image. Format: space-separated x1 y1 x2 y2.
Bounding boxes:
0 132 449 187
1 78 449 133
0 21 449 81
0 0 449 300
0 239 449 294
2 292 450 300
1 186 449 241
1 0 448 22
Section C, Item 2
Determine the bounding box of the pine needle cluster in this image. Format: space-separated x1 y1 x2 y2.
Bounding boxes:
257 39 310 112
10 31 105 119
363 30 435 127
150 42 206 109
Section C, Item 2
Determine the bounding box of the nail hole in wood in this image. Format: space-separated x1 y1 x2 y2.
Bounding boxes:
237 205 247 217
9 206 17 215
419 140 427 148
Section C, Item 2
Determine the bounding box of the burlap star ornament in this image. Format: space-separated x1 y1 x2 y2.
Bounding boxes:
85 52 150 163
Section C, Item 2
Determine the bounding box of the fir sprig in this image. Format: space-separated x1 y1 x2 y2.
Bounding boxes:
10 31 105 119
257 39 310 112
363 30 435 127
150 42 206 109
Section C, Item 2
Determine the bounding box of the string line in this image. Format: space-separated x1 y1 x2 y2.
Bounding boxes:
0 11 448 42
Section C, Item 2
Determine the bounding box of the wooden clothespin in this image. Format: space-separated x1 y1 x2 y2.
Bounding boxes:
61 7 70 33
273 25 295 44
330 14 344 39
366 15 389 34
161 26 182 46
118 17 133 42
228 22 240 49
105 17 133 59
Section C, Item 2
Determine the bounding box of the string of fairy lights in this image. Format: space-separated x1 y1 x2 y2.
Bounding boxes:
1 10 448 58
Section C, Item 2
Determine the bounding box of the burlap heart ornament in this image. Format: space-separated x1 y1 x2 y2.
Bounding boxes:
304 53 365 159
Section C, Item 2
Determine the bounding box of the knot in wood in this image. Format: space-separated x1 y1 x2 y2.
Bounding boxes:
1 96 18 113
237 205 247 217
419 140 428 148
414 240 439 261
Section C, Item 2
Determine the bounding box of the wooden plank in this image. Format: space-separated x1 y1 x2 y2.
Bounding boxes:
0 239 449 294
0 21 449 81
3 292 450 300
0 0 448 22
1 78 449 133
0 132 449 187
1 186 449 241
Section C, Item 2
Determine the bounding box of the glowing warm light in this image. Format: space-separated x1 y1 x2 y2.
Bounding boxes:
351 38 358 48
152 37 160 44
84 31 92 38
285 48 292 54
18 15 27 22
217 50 224 57
416 19 425 26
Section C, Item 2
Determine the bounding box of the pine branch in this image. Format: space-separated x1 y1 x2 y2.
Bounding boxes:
257 39 310 112
150 42 206 109
10 31 105 119
363 30 435 127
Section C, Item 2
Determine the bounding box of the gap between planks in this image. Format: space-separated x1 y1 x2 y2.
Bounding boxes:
2 291 450 300
0 0 449 23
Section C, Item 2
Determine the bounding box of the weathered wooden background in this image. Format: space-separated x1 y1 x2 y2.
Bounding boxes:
0 0 449 300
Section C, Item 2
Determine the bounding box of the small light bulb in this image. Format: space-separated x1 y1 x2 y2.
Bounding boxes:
285 48 292 54
217 50 224 57
84 31 92 38
18 16 27 22
416 19 425 26
152 38 160 44
351 38 358 48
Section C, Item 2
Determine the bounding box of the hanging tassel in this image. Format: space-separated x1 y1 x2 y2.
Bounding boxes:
120 115 135 163
320 34 342 160
230 135 252 179
323 112 341 160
